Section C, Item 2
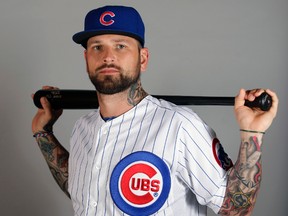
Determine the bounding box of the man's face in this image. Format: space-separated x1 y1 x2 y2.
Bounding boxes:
84 34 148 94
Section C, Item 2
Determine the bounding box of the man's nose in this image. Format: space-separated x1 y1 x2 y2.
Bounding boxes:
103 48 115 63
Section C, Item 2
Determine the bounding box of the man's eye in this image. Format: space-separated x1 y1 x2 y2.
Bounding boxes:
92 45 102 50
116 44 126 49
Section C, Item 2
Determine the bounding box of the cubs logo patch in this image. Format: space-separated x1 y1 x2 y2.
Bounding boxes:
110 151 171 216
212 138 233 171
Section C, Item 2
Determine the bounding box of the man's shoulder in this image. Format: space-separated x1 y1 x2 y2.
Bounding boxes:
146 95 204 124
74 109 101 126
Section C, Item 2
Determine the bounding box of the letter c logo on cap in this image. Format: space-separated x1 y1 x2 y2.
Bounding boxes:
100 11 115 26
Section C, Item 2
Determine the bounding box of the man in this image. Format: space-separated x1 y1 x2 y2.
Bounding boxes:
32 5 278 216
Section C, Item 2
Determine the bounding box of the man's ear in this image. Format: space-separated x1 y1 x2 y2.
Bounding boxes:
84 50 89 73
140 47 149 72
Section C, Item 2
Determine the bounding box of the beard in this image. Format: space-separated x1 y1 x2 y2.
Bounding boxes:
88 64 141 95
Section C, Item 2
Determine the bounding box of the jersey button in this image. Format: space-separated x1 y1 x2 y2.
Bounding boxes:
91 202 97 207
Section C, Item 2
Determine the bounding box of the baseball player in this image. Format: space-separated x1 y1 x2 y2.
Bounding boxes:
32 5 278 216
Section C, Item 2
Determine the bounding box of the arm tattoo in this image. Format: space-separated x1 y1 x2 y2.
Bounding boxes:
220 136 262 215
127 80 148 106
37 135 70 198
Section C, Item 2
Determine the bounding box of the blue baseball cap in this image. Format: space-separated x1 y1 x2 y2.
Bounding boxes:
72 5 145 48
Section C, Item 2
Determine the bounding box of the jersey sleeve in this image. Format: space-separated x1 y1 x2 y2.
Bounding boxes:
175 108 232 213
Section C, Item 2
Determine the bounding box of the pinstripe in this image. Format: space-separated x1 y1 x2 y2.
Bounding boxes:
74 118 95 200
177 109 213 148
93 122 114 216
80 130 97 215
151 109 166 152
181 127 221 176
70 113 100 215
80 137 95 216
161 111 176 159
180 140 220 189
103 115 125 216
119 105 137 159
75 145 89 214
141 106 158 151
176 168 207 203
131 101 149 152
83 115 101 215
178 160 213 196
169 121 181 171
84 125 104 216
82 128 98 216
70 122 86 179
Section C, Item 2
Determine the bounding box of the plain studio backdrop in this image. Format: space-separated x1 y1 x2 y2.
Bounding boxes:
0 0 287 215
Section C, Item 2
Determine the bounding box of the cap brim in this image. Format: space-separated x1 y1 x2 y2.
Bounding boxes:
73 30 144 48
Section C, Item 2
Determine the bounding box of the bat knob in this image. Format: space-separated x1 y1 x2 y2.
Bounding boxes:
244 92 272 111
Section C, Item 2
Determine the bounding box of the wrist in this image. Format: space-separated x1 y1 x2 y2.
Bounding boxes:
32 126 53 135
240 129 265 135
33 130 53 138
240 129 264 146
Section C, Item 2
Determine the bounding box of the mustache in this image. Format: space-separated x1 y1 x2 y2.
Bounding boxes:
95 64 122 72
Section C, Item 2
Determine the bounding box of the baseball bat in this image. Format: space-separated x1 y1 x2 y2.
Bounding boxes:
33 89 272 111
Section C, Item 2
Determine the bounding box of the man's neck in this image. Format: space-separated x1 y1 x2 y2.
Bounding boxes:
97 82 148 118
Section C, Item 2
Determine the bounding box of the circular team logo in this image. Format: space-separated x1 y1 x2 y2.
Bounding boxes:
110 151 171 216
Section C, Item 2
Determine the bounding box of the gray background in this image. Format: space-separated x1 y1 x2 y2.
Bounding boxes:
1 0 287 215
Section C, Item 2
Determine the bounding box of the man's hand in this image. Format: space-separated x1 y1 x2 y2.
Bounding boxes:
234 88 278 133
32 86 63 134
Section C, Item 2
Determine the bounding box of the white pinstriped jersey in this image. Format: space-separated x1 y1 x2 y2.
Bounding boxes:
68 95 230 216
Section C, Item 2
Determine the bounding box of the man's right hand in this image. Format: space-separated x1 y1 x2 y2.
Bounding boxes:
32 86 63 134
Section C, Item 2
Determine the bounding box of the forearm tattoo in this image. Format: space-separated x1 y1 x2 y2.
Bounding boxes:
220 136 262 215
127 80 148 106
37 135 70 198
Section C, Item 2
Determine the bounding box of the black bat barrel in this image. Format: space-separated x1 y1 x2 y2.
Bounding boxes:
33 90 99 110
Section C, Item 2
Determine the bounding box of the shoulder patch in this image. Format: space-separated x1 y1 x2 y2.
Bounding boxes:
212 138 233 171
110 151 171 215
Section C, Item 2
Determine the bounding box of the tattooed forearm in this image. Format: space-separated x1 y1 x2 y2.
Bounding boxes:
220 135 262 215
37 135 70 198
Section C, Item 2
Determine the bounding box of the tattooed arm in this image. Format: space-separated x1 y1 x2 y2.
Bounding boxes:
35 134 70 198
220 133 263 215
219 89 278 216
32 86 70 198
